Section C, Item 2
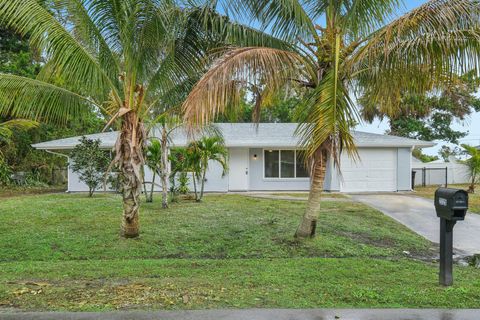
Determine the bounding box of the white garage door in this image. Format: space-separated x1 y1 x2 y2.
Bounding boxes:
340 148 397 192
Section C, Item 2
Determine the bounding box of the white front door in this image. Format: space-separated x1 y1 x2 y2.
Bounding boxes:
228 148 249 191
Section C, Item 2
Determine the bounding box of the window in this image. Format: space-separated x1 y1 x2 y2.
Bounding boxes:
264 150 279 178
295 152 309 178
264 149 310 179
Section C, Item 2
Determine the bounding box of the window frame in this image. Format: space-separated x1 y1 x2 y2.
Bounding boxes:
262 149 310 180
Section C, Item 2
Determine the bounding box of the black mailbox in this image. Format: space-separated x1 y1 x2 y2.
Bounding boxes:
434 188 468 221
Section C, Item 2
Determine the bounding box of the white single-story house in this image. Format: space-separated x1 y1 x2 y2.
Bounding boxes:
32 123 434 193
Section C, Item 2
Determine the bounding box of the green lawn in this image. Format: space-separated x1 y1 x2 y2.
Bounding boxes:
0 185 66 199
0 193 479 310
414 184 480 214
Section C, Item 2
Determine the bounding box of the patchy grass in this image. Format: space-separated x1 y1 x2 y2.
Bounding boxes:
0 193 479 310
270 192 346 199
0 185 66 199
414 184 480 214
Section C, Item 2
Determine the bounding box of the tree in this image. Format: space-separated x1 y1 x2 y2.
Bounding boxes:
439 145 462 162
461 144 480 193
182 0 480 238
70 137 110 197
0 1 269 237
0 119 38 185
190 135 228 201
361 71 480 144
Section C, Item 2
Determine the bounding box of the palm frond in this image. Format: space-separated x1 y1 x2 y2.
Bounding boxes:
0 119 38 142
225 0 317 43
350 0 480 116
0 0 121 104
182 46 307 127
295 68 359 169
0 74 96 123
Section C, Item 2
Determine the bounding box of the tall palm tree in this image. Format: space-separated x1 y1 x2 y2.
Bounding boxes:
0 0 280 237
190 135 228 201
182 0 480 238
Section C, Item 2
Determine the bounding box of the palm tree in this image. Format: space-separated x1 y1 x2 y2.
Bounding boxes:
0 0 279 237
461 144 480 193
145 139 162 203
190 135 228 201
182 0 480 238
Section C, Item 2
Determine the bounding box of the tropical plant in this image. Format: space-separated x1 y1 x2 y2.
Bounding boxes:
0 119 38 145
461 144 480 193
70 137 110 197
144 139 162 203
182 0 480 238
147 115 183 208
190 135 228 201
0 0 274 237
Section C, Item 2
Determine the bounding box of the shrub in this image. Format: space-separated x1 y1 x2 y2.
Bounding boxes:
70 137 110 197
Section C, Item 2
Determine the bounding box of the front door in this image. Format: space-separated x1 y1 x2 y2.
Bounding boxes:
228 148 249 191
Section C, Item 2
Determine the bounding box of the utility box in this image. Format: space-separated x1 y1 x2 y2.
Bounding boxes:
434 188 468 221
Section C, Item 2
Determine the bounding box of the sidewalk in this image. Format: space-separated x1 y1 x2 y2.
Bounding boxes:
1 309 480 320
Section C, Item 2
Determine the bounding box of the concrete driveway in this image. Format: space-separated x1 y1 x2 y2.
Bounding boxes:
351 194 480 257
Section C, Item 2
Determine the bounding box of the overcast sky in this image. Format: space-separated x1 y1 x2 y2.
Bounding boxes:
356 0 480 156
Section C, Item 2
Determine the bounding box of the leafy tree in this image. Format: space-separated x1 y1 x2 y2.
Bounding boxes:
182 0 480 238
439 145 462 162
70 137 110 197
461 144 480 193
0 1 271 237
361 72 480 144
0 25 41 77
190 135 228 201
412 148 439 163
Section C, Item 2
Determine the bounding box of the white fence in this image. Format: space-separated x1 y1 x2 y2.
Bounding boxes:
412 157 470 187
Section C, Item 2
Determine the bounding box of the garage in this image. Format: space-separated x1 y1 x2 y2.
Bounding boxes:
339 148 397 192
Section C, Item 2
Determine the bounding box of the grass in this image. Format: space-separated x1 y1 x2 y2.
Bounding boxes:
0 193 479 310
270 192 346 198
414 184 480 214
0 185 66 198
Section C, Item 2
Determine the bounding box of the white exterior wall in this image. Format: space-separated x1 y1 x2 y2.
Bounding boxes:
67 157 116 192
67 146 413 193
412 157 470 186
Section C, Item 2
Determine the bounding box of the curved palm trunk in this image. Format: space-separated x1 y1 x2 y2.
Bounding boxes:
142 166 151 202
192 172 198 200
198 167 207 201
295 150 328 238
160 127 169 208
149 171 156 202
118 112 145 238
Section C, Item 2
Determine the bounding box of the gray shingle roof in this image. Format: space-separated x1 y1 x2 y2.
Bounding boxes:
32 123 435 150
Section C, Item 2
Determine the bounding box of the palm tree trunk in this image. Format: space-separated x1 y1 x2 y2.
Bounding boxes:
142 166 150 202
149 171 156 202
295 149 328 238
192 172 198 200
118 112 145 238
160 128 169 208
199 167 207 201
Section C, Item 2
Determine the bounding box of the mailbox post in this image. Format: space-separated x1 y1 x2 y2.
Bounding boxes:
434 188 468 286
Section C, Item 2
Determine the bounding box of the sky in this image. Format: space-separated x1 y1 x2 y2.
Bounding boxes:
356 0 480 156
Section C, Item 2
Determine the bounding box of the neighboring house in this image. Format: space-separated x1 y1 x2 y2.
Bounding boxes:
412 156 470 187
33 123 434 193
